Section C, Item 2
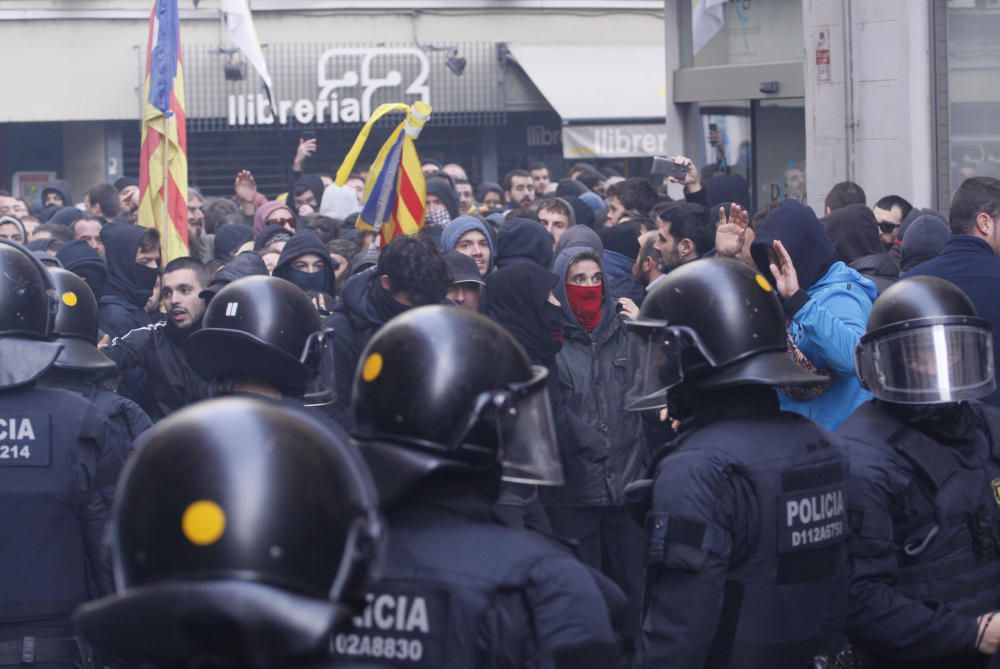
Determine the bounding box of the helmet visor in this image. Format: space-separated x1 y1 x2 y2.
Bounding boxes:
498 366 564 486
856 324 996 404
624 320 684 411
301 328 336 406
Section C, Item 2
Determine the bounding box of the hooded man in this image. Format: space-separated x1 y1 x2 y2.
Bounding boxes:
425 175 460 225
103 257 213 421
900 211 950 272
0 215 27 243
747 199 877 430
598 222 645 304
495 218 553 269
554 223 604 261
272 230 338 300
57 239 108 301
41 180 72 208
98 222 161 339
288 175 325 216
544 244 648 643
441 215 496 277
823 202 900 294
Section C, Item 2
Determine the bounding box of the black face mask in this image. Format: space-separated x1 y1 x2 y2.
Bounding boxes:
134 263 160 292
285 267 328 294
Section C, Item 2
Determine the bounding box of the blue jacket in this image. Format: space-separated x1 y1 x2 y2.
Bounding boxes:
903 235 1000 407
780 261 877 430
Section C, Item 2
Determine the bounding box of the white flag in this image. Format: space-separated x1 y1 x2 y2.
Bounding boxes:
220 0 273 101
692 0 727 55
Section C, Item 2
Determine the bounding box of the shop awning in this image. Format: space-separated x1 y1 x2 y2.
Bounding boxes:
506 43 667 122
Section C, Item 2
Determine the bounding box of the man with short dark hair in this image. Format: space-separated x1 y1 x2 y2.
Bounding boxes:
606 178 658 226
904 177 1000 407
70 215 105 257
634 230 665 291
538 197 574 248
529 162 551 194
504 168 535 209
824 180 867 214
85 183 122 222
327 235 451 426
103 257 212 420
872 194 913 251
455 178 475 213
652 202 715 272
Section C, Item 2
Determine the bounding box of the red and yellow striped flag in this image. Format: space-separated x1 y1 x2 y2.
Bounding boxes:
138 0 189 262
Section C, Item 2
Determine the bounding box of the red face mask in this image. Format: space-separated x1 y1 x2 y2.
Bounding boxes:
565 283 603 332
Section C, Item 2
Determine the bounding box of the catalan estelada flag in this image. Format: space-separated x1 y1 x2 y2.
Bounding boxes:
335 101 432 247
138 0 188 262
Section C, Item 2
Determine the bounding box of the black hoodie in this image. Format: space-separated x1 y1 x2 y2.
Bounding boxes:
41 180 72 208
483 264 561 367
496 218 554 269
751 199 836 291
287 175 325 212
57 240 108 301
326 267 409 427
272 231 337 296
98 222 160 338
822 203 899 294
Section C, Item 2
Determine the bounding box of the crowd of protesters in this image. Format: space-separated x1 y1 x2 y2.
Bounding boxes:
5 133 1000 668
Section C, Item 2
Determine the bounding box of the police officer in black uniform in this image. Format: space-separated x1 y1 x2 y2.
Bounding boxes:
39 267 152 450
840 276 1000 667
624 258 849 668
332 305 623 668
74 396 383 669
184 274 335 409
0 239 124 668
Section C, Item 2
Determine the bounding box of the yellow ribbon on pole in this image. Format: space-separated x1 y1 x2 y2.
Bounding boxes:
334 103 410 186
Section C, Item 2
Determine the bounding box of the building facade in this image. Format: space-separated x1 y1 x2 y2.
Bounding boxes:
0 0 665 202
0 0 987 214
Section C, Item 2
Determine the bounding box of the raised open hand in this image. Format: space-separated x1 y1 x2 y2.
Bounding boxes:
769 239 801 299
715 203 749 258
234 169 257 203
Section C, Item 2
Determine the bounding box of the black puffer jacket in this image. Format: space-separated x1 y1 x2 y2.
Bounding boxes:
541 247 649 508
326 267 408 427
103 320 215 421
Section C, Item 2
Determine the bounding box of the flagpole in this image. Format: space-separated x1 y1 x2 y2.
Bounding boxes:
162 113 170 254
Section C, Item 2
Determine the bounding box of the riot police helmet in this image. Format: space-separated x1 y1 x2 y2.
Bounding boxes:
855 276 995 404
48 267 116 374
624 258 825 410
74 396 383 668
351 305 563 503
184 275 333 398
0 238 62 388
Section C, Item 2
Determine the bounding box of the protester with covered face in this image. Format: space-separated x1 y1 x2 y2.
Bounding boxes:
543 241 649 647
